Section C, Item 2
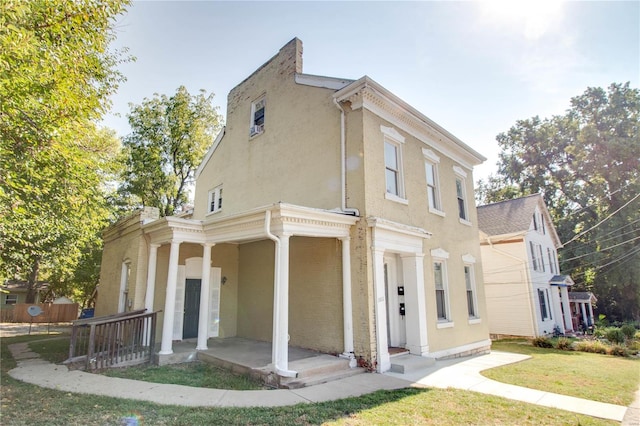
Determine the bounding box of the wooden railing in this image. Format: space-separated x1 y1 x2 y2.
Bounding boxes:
66 309 157 371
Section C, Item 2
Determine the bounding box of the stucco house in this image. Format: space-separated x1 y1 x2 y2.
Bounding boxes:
478 194 576 337
97 38 490 379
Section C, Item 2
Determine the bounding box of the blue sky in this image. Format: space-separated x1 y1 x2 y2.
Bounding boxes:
103 1 639 182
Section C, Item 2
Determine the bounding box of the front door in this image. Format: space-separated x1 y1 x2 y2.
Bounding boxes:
384 255 406 349
183 279 201 339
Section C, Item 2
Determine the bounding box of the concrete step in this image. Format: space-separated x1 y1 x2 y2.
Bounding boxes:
390 354 435 374
288 354 351 378
280 365 366 389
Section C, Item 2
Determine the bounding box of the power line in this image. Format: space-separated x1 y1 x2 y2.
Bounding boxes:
561 235 640 263
563 192 640 246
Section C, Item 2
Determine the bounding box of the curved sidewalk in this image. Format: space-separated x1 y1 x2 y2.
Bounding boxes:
8 342 631 422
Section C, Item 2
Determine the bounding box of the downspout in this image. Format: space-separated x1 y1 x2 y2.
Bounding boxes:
487 236 540 337
333 98 360 217
264 210 297 378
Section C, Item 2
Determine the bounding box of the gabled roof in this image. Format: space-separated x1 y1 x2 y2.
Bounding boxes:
568 291 598 303
477 194 562 248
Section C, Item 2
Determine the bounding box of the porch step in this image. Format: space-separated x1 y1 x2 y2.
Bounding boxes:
390 354 435 374
278 354 364 389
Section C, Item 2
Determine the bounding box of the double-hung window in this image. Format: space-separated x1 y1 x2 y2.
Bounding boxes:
208 185 223 214
538 289 552 320
250 96 265 137
4 294 17 305
381 126 406 203
462 254 479 321
530 241 544 272
431 248 451 326
423 149 443 215
453 166 470 224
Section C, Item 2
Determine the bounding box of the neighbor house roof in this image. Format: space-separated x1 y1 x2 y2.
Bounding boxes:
569 292 598 302
477 194 562 248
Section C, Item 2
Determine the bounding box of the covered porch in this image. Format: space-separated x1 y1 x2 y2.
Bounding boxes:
549 274 575 334
142 203 359 380
569 291 597 333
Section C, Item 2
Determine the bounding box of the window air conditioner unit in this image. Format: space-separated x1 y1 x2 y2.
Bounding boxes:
250 124 264 136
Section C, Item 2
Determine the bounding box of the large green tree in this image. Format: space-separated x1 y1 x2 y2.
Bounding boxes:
118 86 223 217
0 0 131 302
477 82 640 322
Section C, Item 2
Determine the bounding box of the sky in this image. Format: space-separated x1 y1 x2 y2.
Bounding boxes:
102 0 640 183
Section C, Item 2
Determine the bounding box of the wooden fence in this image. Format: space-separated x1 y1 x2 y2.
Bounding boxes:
66 309 157 371
7 303 79 323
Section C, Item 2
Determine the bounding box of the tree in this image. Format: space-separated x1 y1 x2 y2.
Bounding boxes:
0 0 131 302
118 86 223 216
477 82 640 322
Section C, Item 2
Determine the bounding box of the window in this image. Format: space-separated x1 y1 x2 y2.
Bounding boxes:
456 178 467 220
530 241 544 272
208 186 223 214
538 289 552 320
4 294 17 305
464 265 477 318
119 262 130 313
453 166 469 224
434 261 447 320
547 248 556 274
385 141 401 196
250 96 265 136
381 126 406 202
422 149 443 214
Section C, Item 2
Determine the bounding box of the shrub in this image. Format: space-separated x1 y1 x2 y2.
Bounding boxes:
604 327 626 345
608 345 629 357
574 340 608 354
555 337 573 351
532 336 553 348
620 324 636 341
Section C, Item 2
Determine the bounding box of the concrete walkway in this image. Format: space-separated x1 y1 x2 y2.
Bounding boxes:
7 339 634 423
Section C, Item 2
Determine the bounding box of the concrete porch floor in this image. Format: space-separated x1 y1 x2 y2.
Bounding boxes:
156 337 363 388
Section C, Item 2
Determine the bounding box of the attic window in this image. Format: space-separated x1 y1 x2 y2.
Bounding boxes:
208 185 223 214
250 96 265 137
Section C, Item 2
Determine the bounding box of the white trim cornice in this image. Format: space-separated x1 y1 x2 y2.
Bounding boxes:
334 77 485 169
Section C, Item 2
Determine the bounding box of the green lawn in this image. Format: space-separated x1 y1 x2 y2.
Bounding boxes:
485 339 640 406
0 334 624 425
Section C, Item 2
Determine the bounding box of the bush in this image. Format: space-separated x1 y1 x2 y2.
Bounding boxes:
574 340 608 354
532 336 553 348
608 345 630 357
620 324 636 341
555 337 573 351
604 327 626 345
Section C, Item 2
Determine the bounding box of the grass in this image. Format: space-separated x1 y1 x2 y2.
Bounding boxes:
0 334 625 425
486 339 640 405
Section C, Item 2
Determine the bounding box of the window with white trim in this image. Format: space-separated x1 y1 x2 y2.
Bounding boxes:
453 166 469 223
464 265 478 318
423 149 443 214
538 288 552 320
208 185 223 214
250 96 265 137
119 262 130 313
381 126 406 202
530 241 545 272
4 294 17 305
547 248 556 274
431 247 451 324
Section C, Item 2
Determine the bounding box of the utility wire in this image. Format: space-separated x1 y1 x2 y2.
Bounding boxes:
562 192 640 246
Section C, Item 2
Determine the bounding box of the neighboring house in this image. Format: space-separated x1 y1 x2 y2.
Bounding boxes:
97 38 490 376
569 291 597 332
478 194 575 337
0 280 49 322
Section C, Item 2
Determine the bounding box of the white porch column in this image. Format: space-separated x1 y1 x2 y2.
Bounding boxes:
159 240 181 355
401 253 429 356
197 243 214 350
550 287 564 332
372 246 390 373
272 233 294 376
580 303 588 328
144 243 160 312
587 300 595 326
339 237 356 367
560 287 572 332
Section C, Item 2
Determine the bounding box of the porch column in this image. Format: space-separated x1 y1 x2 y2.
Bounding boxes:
401 253 429 356
144 243 160 312
197 243 214 350
560 287 572 332
272 233 294 376
587 300 595 326
372 246 390 373
550 287 564 333
339 237 356 367
580 303 588 328
159 240 181 355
